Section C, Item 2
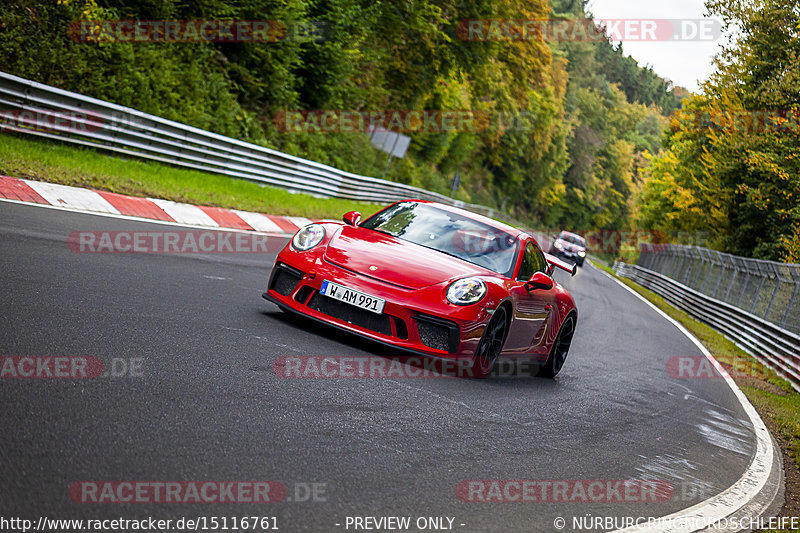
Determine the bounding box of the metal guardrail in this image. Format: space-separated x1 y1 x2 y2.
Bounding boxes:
0 71 502 218
637 243 800 335
613 261 800 392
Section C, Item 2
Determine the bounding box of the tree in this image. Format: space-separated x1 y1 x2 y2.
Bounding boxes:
639 0 800 261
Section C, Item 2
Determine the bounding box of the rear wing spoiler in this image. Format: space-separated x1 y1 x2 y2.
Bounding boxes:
544 252 577 277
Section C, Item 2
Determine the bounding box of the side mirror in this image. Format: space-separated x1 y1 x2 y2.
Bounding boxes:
524 272 554 292
342 211 361 226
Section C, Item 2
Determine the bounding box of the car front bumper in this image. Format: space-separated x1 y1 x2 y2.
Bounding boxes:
264 252 492 360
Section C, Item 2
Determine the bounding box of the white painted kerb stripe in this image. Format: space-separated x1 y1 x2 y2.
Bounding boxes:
148 198 219 227
590 262 775 533
286 216 313 229
231 210 285 234
24 180 120 215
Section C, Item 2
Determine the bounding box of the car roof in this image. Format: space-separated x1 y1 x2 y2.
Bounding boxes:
397 200 528 239
560 231 583 239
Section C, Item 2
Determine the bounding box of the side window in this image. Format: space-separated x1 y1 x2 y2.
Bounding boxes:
518 242 549 281
517 243 537 280
532 245 548 274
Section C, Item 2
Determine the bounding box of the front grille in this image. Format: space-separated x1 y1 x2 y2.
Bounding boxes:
308 293 392 336
269 264 303 296
414 314 460 353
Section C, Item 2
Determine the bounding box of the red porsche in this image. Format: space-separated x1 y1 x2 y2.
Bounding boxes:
263 201 578 378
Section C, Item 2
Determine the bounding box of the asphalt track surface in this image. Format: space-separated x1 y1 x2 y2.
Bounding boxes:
0 201 759 532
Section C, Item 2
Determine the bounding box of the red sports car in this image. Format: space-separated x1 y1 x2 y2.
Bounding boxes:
263 200 578 378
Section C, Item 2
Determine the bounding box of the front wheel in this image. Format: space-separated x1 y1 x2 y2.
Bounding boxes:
539 315 575 379
470 306 509 378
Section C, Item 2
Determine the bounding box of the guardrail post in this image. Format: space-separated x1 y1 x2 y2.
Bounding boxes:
654 247 671 272
699 249 712 292
711 251 726 298
689 247 701 286
691 248 704 287
724 269 738 303
658 248 669 274
764 263 783 320
695 248 713 290
735 260 753 309
642 247 653 270
683 247 698 286
660 249 671 276
669 245 678 274
635 247 646 269
675 247 685 283
750 262 767 314
782 266 800 329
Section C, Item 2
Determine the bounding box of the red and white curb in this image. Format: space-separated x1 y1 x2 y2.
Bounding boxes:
0 175 325 235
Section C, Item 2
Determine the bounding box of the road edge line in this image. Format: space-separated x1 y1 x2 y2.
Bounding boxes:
589 260 782 533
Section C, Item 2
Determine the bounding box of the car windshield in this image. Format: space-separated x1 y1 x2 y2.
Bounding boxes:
361 202 519 277
559 232 585 247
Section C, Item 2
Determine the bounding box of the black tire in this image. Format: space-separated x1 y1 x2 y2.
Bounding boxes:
470 306 509 379
539 315 575 379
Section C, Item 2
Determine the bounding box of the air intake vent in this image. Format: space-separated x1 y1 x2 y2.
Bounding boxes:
414 314 459 353
269 263 303 296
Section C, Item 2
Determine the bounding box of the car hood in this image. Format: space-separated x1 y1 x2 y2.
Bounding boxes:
324 226 487 290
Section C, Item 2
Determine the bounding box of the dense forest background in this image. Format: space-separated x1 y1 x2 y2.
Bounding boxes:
1 0 797 261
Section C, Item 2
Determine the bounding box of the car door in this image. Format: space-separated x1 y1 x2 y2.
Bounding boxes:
504 240 557 355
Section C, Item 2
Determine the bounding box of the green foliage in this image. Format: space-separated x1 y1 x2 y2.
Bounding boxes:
547 0 674 232
639 0 800 262
1 0 681 234
594 40 681 115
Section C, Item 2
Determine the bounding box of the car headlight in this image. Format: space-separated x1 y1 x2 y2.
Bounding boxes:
446 277 487 306
578 250 586 257
292 224 325 251
554 241 563 249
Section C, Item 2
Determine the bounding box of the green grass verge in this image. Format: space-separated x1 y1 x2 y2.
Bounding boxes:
0 134 384 220
591 259 800 469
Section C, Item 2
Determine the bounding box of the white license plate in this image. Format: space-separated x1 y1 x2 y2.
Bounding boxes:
319 280 385 314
